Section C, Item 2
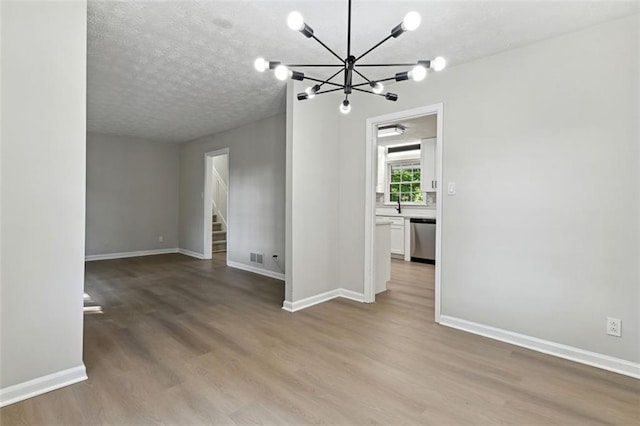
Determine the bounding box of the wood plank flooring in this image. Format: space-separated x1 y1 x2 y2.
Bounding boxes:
1 254 638 425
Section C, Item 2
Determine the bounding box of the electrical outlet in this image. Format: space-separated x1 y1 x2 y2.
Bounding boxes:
158 235 164 243
273 253 279 259
606 317 621 337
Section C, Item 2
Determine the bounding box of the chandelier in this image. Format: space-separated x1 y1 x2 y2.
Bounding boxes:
254 0 446 114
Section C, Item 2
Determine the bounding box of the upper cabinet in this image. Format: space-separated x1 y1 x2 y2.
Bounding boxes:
421 138 437 193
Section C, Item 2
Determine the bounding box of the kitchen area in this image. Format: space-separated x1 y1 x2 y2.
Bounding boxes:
374 113 438 296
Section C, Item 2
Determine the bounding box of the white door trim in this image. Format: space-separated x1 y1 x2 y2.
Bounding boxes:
364 103 444 323
204 148 230 260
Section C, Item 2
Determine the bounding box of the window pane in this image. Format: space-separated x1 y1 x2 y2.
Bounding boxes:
391 169 402 182
413 192 424 202
412 183 421 193
413 169 421 181
402 170 413 182
390 184 399 194
400 184 411 193
390 193 399 202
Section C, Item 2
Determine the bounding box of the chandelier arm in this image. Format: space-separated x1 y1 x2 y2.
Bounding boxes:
304 75 345 89
304 67 344 91
353 68 373 84
352 87 386 96
352 75 398 88
354 34 393 62
356 63 418 67
282 64 345 68
315 87 345 95
310 34 345 64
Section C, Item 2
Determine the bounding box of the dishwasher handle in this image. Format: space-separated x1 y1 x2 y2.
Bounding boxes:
409 218 436 224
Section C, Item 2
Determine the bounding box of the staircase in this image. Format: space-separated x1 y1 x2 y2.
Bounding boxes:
212 214 227 253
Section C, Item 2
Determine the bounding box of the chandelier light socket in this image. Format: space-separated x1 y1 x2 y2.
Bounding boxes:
287 11 313 37
390 23 405 38
385 93 399 102
305 85 320 99
340 99 351 114
300 23 314 38
395 72 409 82
291 71 305 81
297 92 309 101
392 11 421 37
370 81 384 94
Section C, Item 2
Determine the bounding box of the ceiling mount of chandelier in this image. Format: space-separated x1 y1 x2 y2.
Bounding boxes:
254 0 446 114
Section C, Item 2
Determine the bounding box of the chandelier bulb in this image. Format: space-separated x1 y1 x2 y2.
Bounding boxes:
274 64 290 81
410 65 427 82
254 57 268 73
339 100 351 114
431 56 447 72
287 11 305 31
305 86 316 99
371 81 384 94
402 11 421 32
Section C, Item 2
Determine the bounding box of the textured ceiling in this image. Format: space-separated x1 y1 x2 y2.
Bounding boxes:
87 1 639 143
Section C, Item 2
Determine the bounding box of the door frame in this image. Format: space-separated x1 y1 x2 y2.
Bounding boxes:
363 103 444 323
203 148 230 259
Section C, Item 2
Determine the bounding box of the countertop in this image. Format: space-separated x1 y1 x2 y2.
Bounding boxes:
376 212 436 220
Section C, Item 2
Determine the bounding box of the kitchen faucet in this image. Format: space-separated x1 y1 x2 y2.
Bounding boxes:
396 198 402 214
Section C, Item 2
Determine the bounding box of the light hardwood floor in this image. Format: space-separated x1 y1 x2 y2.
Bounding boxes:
1 254 638 425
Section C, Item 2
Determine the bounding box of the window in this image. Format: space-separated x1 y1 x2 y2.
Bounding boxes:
388 162 423 203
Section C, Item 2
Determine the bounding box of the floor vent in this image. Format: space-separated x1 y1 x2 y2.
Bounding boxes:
250 252 264 264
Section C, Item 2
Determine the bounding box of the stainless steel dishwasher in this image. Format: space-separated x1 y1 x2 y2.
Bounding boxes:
410 218 436 263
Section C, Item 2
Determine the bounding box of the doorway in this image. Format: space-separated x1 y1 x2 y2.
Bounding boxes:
364 104 443 323
204 148 229 260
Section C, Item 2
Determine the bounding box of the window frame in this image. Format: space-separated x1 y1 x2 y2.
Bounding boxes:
384 158 426 206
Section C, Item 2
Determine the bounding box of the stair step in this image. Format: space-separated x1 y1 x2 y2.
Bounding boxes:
212 248 227 253
212 231 226 235
212 240 227 245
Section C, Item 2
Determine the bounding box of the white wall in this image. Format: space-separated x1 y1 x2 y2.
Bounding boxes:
85 133 180 256
212 154 228 186
180 114 285 276
286 84 342 302
289 15 639 363
1 0 87 393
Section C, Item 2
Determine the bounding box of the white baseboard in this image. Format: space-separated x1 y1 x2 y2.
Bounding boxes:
439 315 640 379
339 288 365 303
178 248 207 259
0 365 87 407
282 288 366 312
227 260 285 281
85 248 178 261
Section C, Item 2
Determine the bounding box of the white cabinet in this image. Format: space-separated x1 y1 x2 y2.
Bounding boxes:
390 225 404 255
379 216 404 255
421 138 437 192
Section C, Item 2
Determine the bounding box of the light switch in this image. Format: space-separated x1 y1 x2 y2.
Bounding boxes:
447 182 456 196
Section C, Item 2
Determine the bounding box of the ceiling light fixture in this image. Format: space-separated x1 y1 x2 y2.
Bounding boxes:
377 125 406 138
254 0 446 114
